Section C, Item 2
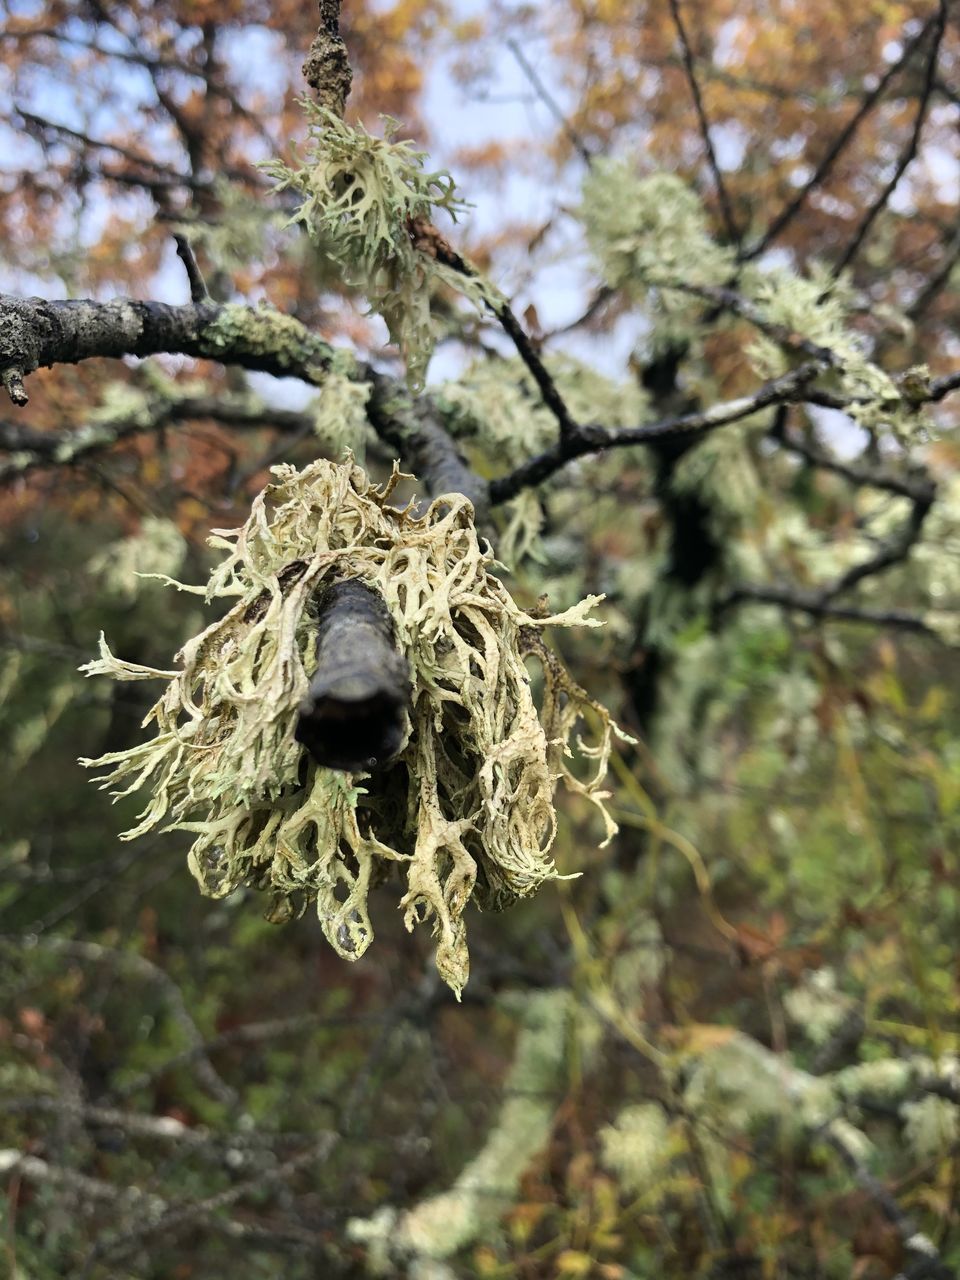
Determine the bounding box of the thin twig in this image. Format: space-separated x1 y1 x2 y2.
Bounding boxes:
490 361 823 502
667 0 741 246
742 14 938 261
505 38 594 164
832 3 948 278
173 233 211 303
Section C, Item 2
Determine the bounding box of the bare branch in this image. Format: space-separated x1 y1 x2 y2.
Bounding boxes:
716 585 940 638
771 412 935 504
667 0 741 246
832 3 948 278
742 14 939 261
490 361 823 503
505 38 594 164
173 233 211 303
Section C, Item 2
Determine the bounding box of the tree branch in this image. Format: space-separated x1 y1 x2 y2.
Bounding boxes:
0 293 486 508
490 361 823 503
832 2 948 278
741 14 939 261
715 585 940 637
771 412 935 504
295 579 411 772
667 0 741 246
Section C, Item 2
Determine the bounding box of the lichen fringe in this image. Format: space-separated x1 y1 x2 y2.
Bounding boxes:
80 459 626 994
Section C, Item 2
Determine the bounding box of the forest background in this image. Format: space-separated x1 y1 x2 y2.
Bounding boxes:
1 1 960 1277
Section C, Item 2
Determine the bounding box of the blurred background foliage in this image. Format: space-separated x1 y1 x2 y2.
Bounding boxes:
1 0 959 1276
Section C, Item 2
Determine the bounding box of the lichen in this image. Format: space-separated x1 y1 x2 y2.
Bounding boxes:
201 302 334 383
264 103 498 391
88 517 187 603
580 163 736 294
311 371 372 460
348 990 602 1266
80 458 626 994
599 1103 676 1198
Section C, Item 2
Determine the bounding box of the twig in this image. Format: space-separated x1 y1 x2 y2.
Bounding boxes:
832 3 948 278
0 293 488 510
490 361 823 503
406 217 582 445
505 38 594 164
822 1130 950 1280
771 412 934 503
742 14 939 261
716 585 940 637
667 0 741 246
173 233 211 303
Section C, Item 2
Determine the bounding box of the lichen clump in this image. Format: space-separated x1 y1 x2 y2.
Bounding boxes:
81 459 624 994
264 104 496 390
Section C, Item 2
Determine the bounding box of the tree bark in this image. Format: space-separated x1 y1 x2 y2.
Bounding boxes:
295 579 410 772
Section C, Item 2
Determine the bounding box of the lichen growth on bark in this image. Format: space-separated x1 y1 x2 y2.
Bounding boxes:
264 104 497 391
80 459 626 994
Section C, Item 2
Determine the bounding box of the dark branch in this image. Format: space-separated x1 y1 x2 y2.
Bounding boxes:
667 0 741 246
716 585 939 638
406 215 582 446
490 361 823 503
831 2 948 278
822 1129 951 1280
364 368 491 519
742 14 939 261
173 233 211 303
295 579 411 772
771 413 935 503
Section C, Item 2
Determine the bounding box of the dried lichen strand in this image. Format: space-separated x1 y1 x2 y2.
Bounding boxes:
80 459 625 996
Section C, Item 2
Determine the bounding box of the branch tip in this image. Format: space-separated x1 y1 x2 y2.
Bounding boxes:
1 368 28 406
173 233 211 303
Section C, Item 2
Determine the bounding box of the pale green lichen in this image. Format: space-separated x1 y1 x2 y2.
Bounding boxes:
201 302 334 383
311 371 372 461
174 178 283 277
348 990 602 1268
599 1103 677 1198
901 1095 959 1160
87 517 187 604
580 162 736 293
783 968 856 1047
743 264 930 442
80 459 625 994
264 103 498 391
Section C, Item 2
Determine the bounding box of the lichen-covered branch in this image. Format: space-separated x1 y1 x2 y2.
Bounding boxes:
490 361 824 503
302 0 352 117
295 579 411 772
0 293 484 506
348 991 603 1270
